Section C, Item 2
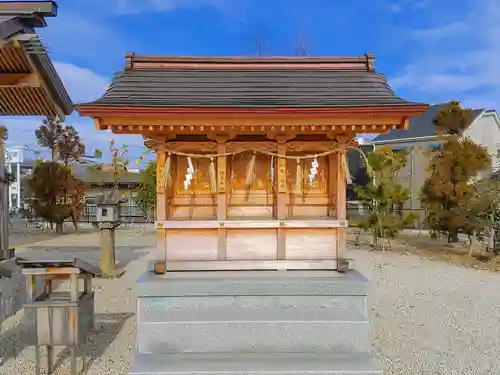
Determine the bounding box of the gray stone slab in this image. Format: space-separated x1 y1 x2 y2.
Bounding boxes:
135 270 369 297
138 295 368 322
137 320 370 354
138 306 367 323
128 352 384 375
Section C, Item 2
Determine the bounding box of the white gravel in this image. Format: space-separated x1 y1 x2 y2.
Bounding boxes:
0 230 499 374
351 250 500 375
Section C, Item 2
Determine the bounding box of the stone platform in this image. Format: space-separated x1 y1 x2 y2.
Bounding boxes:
129 270 383 375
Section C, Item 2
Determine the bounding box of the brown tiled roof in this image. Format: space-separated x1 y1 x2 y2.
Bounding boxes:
83 53 423 109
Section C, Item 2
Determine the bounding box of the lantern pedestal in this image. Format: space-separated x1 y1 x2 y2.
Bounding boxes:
99 224 124 278
93 191 128 278
128 270 383 375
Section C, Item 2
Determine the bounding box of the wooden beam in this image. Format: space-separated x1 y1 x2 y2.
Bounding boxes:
155 219 348 229
0 73 40 87
165 259 339 271
99 115 404 129
0 1 58 17
22 49 65 119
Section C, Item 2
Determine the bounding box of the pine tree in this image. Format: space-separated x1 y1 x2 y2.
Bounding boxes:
421 101 491 244
354 146 414 248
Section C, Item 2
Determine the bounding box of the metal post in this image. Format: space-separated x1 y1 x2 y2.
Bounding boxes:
0 138 9 254
16 162 20 210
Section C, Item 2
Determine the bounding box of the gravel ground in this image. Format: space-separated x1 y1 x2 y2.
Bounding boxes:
0 230 499 374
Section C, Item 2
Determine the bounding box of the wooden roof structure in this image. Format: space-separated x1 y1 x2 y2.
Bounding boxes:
0 1 73 117
76 53 427 137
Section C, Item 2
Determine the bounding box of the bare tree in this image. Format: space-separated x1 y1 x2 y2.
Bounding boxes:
241 24 311 57
289 31 310 56
241 24 272 56
35 116 64 162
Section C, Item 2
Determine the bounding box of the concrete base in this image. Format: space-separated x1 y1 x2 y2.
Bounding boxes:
130 270 382 375
98 267 125 279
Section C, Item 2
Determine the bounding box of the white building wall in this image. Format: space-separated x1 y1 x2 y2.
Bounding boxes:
463 111 500 172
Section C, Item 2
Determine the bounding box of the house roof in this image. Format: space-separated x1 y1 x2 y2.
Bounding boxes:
373 104 485 143
0 1 73 117
71 164 143 185
79 53 426 109
19 162 143 187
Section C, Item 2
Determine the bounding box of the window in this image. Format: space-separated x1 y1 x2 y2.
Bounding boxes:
428 143 441 150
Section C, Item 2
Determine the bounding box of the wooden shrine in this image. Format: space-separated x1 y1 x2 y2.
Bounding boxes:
77 53 427 273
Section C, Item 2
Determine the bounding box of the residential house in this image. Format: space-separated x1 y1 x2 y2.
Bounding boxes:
369 104 500 211
19 162 146 221
71 164 146 220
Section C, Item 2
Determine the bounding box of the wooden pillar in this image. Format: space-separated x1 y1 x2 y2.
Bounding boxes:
156 150 167 263
276 141 287 260
216 138 227 260
335 145 347 262
328 154 338 217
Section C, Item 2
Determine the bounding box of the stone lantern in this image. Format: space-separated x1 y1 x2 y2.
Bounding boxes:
93 190 127 277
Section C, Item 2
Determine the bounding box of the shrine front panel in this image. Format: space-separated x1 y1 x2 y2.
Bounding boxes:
165 229 218 261
285 228 338 259
226 229 277 260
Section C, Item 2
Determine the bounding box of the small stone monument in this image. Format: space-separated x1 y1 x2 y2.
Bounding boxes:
93 190 127 278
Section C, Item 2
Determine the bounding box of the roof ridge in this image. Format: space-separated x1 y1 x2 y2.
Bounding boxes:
123 53 376 72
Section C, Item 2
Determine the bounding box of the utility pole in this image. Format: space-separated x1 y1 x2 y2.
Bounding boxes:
0 130 9 256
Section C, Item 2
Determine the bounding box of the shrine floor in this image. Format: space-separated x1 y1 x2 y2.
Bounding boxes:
0 229 499 375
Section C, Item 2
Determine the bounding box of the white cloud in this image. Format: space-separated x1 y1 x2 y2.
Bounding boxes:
390 0 500 111
2 115 148 164
39 10 124 61
54 62 110 104
410 22 468 41
0 60 145 162
389 0 429 14
100 0 229 14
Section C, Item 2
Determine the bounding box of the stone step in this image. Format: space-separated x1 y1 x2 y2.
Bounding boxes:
139 295 367 322
139 307 367 323
128 352 384 375
135 270 368 298
137 309 370 354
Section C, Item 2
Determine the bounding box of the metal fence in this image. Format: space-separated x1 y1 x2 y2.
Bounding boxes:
347 205 426 230
78 202 155 224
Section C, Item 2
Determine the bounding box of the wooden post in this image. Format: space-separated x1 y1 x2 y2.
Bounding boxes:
155 150 167 270
216 139 227 260
276 142 287 260
336 146 347 263
328 154 337 217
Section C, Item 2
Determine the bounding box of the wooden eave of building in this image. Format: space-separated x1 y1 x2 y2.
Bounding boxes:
0 2 73 117
76 53 428 135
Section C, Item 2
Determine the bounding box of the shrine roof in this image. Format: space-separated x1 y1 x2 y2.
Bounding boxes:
79 53 425 109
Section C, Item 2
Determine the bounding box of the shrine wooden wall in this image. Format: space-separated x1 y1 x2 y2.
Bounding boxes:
153 140 348 270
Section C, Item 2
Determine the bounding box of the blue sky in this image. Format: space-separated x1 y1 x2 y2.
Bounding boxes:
4 0 499 165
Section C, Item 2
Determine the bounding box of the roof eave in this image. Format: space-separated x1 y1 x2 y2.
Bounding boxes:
4 36 75 116
26 45 74 116
76 103 429 119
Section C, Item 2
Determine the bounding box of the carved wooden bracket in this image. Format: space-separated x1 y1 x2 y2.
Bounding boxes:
226 142 278 153
287 141 339 153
